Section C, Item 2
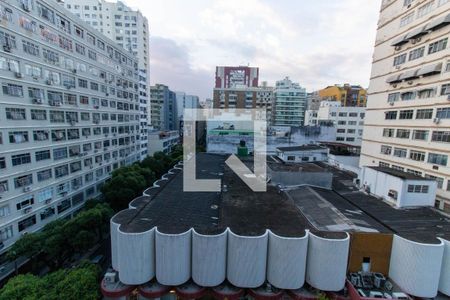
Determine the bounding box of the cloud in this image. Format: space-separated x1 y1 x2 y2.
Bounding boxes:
150 37 212 100
127 0 382 99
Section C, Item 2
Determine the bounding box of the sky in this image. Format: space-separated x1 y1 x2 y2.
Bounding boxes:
123 0 382 100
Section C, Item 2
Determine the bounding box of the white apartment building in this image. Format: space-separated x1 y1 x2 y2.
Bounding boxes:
0 0 141 251
360 0 450 212
175 92 200 127
62 0 150 159
305 101 366 146
273 77 307 127
147 130 179 156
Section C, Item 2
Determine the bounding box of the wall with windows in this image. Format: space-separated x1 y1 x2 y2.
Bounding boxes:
360 0 450 212
0 0 140 251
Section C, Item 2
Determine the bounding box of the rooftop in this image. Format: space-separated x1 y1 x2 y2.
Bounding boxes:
113 154 450 243
368 166 435 181
276 145 327 152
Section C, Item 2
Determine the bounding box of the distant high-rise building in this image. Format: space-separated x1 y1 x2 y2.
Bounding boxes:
304 101 366 146
0 0 141 250
212 66 274 124
273 77 307 126
360 0 450 212
215 66 259 89
63 0 150 159
150 84 177 131
318 84 367 107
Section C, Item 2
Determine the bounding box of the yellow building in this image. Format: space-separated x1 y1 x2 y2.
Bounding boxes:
318 84 367 107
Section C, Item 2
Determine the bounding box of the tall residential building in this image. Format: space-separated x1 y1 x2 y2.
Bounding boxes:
213 66 274 124
62 0 150 159
175 92 200 119
150 84 177 131
318 84 367 107
360 0 450 212
304 101 366 146
215 66 259 89
273 77 307 126
0 0 140 250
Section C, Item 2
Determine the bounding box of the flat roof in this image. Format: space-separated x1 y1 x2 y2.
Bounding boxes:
368 166 435 181
113 154 450 243
276 145 327 152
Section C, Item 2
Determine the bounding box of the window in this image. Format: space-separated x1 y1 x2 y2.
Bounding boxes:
404 0 414 6
418 88 436 99
393 54 407 66
0 205 10 218
50 111 65 123
80 112 90 121
80 95 89 105
382 128 394 138
0 157 5 169
55 165 69 178
412 130 429 140
52 129 66 142
22 40 39 56
35 150 50 161
57 199 71 214
409 47 425 61
37 169 52 182
90 82 99 91
66 112 78 123
428 38 448 54
70 161 81 173
57 15 71 33
43 49 59 65
407 185 429 193
401 92 415 101
69 145 80 157
387 93 399 103
432 131 450 143
78 79 88 88
410 150 426 161
0 57 19 72
48 91 63 105
428 153 448 166
6 108 26 120
18 215 36 232
436 108 450 119
82 128 91 137
400 12 414 27
381 145 392 155
417 1 434 18
29 88 45 101
53 147 67 160
37 3 55 23
0 30 16 49
3 84 24 97
396 129 410 139
407 169 422 177
75 43 85 55
385 111 397 120
416 109 433 119
14 174 33 188
88 50 97 60
12 153 31 166
441 84 450 95
67 129 79 140
9 131 28 143
31 109 46 121
33 130 49 141
399 110 414 119
393 148 407 158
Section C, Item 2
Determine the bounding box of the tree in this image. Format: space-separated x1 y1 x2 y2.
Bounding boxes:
0 274 43 300
0 263 100 300
6 233 43 262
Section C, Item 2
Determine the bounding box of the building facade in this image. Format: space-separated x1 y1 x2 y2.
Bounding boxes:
318 84 367 107
305 101 366 146
273 77 307 127
215 66 259 89
147 130 180 156
360 0 450 212
0 0 141 250
150 84 177 131
62 0 150 159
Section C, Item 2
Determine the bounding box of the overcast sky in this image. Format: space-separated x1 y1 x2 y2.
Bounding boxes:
123 0 382 100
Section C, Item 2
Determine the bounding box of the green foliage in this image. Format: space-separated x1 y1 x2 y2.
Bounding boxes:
7 203 113 271
103 148 182 211
0 263 100 300
317 292 330 300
